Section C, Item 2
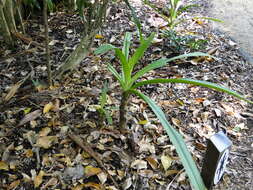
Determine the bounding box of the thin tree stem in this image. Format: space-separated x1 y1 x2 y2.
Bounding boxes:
119 91 130 131
43 0 52 86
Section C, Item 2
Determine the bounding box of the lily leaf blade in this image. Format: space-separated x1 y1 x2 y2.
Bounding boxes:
115 48 130 81
128 32 155 72
132 78 253 104
94 44 116 55
131 52 213 84
122 32 132 61
107 63 125 88
130 89 207 190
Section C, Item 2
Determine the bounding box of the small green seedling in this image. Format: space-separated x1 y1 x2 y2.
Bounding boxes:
97 81 113 125
143 0 222 28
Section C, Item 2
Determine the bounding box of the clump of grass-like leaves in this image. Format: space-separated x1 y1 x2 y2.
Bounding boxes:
95 32 252 190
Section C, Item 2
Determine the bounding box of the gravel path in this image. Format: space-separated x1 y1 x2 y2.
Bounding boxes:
209 0 253 64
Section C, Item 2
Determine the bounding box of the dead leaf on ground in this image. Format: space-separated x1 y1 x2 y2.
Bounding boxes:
8 180 20 190
0 161 9 170
18 110 42 126
84 182 104 189
4 82 22 102
146 156 158 170
36 136 58 149
131 159 147 170
161 155 173 171
84 165 102 177
39 127 52 136
34 170 45 188
43 102 54 113
42 177 58 189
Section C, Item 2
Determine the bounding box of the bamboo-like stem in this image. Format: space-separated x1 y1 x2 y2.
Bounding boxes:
43 0 52 86
0 6 13 45
17 0 25 34
119 91 130 131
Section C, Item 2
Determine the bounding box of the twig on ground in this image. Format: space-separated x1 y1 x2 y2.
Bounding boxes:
166 169 185 190
68 130 121 189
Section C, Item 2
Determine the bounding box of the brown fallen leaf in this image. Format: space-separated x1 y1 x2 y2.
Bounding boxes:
4 82 22 102
42 177 58 189
43 102 54 113
25 149 34 158
36 136 58 149
161 155 173 171
171 118 181 127
0 161 9 170
8 180 20 190
34 170 45 188
39 127 52 137
4 72 31 102
146 156 158 170
83 182 104 190
18 110 42 126
165 169 180 177
84 165 102 177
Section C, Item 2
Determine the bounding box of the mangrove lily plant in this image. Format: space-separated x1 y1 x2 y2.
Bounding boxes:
95 32 253 190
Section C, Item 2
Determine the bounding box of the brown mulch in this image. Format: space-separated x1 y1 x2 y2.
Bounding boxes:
0 0 252 190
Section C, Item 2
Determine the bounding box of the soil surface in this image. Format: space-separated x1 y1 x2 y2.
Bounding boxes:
0 0 253 190
209 0 253 63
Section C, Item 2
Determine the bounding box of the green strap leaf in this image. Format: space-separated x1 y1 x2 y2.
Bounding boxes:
107 64 125 88
115 48 130 82
132 78 253 104
193 16 223 23
130 89 207 190
131 52 213 85
94 44 116 55
122 32 132 61
128 32 155 73
123 0 143 41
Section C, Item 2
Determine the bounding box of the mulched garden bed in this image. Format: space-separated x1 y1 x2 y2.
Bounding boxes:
0 0 252 189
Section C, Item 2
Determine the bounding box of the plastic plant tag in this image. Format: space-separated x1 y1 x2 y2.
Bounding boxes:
201 131 232 189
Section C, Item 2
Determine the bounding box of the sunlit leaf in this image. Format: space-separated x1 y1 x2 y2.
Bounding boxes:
39 127 52 136
95 34 104 39
36 136 58 149
8 180 20 190
161 155 173 171
84 166 102 177
34 170 45 188
43 102 54 113
138 120 148 125
0 161 9 170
